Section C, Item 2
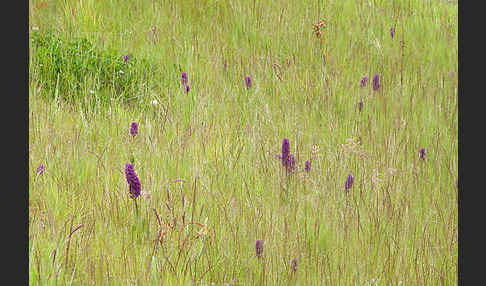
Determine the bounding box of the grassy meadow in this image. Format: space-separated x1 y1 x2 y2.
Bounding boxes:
29 0 458 285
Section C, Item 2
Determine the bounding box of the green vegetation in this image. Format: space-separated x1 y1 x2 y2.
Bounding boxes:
29 0 458 285
30 32 157 107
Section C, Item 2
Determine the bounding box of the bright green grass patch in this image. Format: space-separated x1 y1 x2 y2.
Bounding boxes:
30 32 157 107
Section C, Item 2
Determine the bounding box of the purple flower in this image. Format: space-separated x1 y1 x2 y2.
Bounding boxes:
390 26 396 39
130 122 138 137
358 101 364 112
37 164 45 175
360 76 369 87
305 160 311 172
419 148 426 161
125 163 141 199
181 72 188 85
185 85 190 93
280 138 296 172
372 74 380 91
285 154 296 172
255 240 263 258
291 258 298 272
344 173 354 192
281 138 290 167
245 76 252 89
123 55 130 63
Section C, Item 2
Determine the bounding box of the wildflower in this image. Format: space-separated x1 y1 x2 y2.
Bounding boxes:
123 55 130 63
245 76 252 89
291 258 298 272
255 240 263 258
344 173 354 192
390 26 396 39
181 72 188 85
37 164 45 175
286 154 296 172
358 101 364 112
281 138 290 167
125 163 141 199
305 160 311 172
185 85 190 93
360 76 369 87
312 19 327 38
419 148 426 161
130 122 138 137
372 74 380 91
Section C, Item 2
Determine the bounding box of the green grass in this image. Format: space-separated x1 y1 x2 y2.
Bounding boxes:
31 32 158 107
29 0 458 285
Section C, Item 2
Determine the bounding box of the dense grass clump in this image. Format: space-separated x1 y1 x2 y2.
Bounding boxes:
30 32 156 106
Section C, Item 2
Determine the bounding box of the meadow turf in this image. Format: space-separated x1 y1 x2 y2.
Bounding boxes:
29 0 458 284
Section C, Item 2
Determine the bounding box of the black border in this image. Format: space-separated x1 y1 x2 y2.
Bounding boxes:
12 0 29 284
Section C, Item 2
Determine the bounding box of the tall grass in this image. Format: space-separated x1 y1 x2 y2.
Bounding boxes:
29 0 458 284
